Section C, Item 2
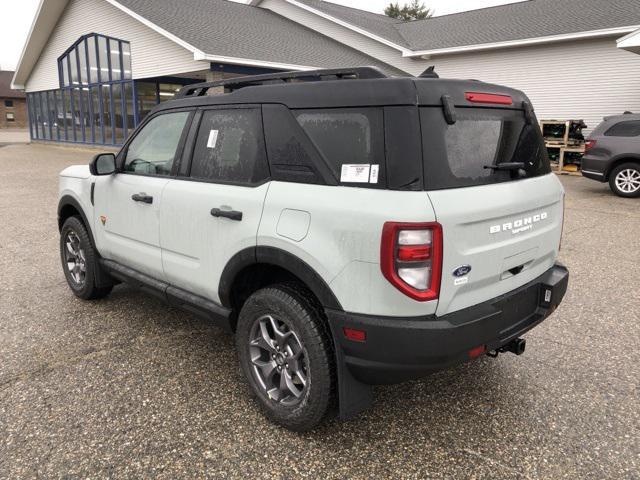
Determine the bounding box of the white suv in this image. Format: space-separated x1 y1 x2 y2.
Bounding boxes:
58 67 569 431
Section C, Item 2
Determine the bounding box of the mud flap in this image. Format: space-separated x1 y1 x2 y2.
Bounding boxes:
329 326 374 420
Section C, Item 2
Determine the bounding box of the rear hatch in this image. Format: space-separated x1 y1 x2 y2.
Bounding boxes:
415 80 564 316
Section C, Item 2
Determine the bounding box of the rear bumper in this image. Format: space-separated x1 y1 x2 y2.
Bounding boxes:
327 263 569 385
581 169 606 182
581 155 608 182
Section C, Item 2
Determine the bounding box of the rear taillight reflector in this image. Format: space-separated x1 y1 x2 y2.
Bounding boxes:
381 222 442 302
397 245 431 262
584 140 596 151
465 92 513 105
468 345 487 359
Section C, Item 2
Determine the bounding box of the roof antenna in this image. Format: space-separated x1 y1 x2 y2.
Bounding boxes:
418 66 439 78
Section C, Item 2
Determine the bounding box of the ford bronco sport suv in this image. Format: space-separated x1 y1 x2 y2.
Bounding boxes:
58 67 569 431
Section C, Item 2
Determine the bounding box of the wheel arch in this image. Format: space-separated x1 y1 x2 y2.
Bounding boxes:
219 246 343 314
223 248 373 422
58 195 96 250
604 154 640 180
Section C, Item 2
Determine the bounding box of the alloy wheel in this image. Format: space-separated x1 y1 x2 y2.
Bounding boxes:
249 314 308 406
64 230 87 285
615 168 640 194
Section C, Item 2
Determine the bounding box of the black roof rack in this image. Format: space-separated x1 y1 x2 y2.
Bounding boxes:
175 66 388 98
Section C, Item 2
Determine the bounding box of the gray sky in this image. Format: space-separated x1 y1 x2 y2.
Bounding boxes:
0 0 525 71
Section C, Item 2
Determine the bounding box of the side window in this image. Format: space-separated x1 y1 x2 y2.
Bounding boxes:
604 120 640 137
123 111 190 176
190 108 268 184
294 108 385 186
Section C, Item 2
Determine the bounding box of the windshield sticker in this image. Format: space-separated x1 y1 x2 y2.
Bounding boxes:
341 164 371 183
207 129 219 149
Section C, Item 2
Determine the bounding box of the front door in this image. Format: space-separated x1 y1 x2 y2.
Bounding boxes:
159 107 270 303
93 110 192 279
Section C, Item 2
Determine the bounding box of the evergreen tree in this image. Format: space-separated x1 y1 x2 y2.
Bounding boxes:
385 0 433 21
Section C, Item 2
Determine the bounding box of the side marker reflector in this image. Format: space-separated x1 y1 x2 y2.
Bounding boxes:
343 327 366 342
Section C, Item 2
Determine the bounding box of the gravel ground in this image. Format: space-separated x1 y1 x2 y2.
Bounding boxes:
0 143 638 479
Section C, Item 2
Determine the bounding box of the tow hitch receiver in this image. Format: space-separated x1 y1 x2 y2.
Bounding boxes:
487 338 526 358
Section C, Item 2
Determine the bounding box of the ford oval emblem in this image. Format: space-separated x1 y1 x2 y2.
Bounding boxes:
453 265 472 277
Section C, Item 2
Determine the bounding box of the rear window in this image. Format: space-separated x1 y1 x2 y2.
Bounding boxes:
420 107 550 189
604 120 640 137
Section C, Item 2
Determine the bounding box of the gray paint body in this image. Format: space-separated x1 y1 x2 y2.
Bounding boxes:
582 114 640 180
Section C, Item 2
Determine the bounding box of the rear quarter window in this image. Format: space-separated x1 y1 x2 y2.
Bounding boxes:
294 108 386 188
604 120 640 137
420 107 550 189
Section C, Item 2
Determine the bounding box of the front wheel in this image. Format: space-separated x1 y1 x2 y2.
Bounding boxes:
236 284 335 431
609 163 640 198
60 216 113 300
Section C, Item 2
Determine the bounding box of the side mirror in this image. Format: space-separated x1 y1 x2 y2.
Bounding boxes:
90 153 116 176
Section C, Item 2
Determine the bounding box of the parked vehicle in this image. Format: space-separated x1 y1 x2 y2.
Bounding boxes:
582 113 640 197
57 67 569 431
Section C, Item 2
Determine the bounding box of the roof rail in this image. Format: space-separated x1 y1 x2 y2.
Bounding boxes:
175 66 388 98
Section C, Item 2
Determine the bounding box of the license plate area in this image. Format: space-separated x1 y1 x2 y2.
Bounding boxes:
500 285 539 320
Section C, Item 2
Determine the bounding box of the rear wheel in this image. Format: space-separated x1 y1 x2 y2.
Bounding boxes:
236 284 334 431
60 216 113 300
609 163 640 198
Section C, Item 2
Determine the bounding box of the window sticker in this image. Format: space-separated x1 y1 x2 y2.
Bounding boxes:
207 129 219 149
369 164 379 184
341 164 371 183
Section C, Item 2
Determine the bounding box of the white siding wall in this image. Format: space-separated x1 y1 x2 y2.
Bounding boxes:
260 0 429 75
261 2 640 132
25 0 206 92
431 37 640 133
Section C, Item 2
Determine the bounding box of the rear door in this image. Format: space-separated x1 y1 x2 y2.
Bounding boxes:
419 105 564 316
159 106 270 303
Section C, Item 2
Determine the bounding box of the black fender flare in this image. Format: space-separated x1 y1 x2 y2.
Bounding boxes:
605 153 640 179
218 246 342 311
58 194 95 244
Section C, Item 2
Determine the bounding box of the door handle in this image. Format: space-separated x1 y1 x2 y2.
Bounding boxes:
131 193 153 204
210 207 242 221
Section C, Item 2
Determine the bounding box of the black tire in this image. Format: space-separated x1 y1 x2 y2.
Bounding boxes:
60 216 113 300
236 283 335 432
609 162 640 198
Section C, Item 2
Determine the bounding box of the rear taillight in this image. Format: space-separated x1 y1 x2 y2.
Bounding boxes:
381 222 442 301
584 139 597 151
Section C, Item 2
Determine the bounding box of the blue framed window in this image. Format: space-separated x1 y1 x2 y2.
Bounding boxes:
27 33 134 145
